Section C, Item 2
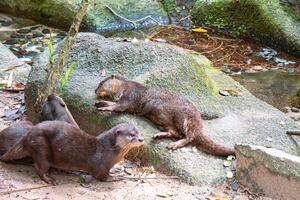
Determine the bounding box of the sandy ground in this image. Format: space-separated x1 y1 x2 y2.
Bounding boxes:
0 91 273 200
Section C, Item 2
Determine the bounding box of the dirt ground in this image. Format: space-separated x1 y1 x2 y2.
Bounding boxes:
0 91 272 200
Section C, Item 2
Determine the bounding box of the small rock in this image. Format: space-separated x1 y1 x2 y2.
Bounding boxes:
266 137 273 142
226 171 234 179
30 25 42 30
245 59 252 65
42 28 50 34
17 28 31 34
287 68 295 73
131 37 139 44
253 66 263 71
221 66 231 73
10 33 26 39
0 20 12 26
291 107 300 113
244 68 256 73
153 38 167 43
19 57 32 64
32 30 44 38
57 31 67 38
230 67 241 73
229 180 238 191
283 106 291 113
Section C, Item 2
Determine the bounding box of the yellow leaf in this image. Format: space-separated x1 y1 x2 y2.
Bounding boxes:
207 193 230 200
192 28 208 33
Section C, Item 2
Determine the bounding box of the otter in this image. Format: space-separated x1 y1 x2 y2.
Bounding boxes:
94 75 234 156
0 94 78 157
0 121 33 157
0 121 144 185
37 94 79 128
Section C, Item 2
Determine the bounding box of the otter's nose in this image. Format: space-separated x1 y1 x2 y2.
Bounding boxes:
95 88 98 94
138 137 144 142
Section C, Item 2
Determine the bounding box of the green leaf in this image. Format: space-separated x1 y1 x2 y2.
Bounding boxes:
59 63 75 94
48 32 53 67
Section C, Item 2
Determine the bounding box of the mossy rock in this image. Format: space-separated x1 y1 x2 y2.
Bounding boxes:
25 33 300 184
192 0 300 56
0 0 169 33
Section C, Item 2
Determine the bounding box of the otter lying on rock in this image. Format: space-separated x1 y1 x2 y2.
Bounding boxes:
95 75 234 156
0 121 143 185
0 94 78 157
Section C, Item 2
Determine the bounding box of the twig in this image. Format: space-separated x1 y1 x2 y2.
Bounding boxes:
0 63 25 72
105 5 161 29
105 175 179 182
0 185 52 196
123 181 140 200
287 130 300 136
35 0 90 109
200 41 223 54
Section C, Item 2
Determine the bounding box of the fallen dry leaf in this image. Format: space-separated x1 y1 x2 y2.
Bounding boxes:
207 193 230 200
192 28 208 33
219 89 242 96
7 72 13 88
156 191 173 198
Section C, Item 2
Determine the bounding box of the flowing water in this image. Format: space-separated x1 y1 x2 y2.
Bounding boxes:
233 71 300 111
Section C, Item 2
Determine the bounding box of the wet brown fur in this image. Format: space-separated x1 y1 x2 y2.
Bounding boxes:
0 94 78 157
0 121 143 185
95 75 234 156
37 94 79 128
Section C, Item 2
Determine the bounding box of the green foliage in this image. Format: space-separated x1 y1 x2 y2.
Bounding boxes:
160 0 176 12
59 62 75 94
47 32 75 94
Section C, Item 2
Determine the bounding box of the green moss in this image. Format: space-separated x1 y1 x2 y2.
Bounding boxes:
160 0 176 13
187 54 218 95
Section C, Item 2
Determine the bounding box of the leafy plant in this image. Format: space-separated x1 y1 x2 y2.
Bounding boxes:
59 62 75 94
47 32 75 95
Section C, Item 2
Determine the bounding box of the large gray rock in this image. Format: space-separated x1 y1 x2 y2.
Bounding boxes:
0 0 169 33
236 144 300 200
0 42 31 84
192 0 300 56
25 33 300 184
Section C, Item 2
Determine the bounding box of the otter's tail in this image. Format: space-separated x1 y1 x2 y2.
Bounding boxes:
0 137 29 161
193 132 235 157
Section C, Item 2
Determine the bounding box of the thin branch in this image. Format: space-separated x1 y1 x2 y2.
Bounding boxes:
0 185 51 196
286 130 300 136
0 63 25 72
105 175 179 182
35 0 90 109
105 5 161 29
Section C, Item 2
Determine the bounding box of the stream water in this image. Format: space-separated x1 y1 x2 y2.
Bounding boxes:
233 71 300 111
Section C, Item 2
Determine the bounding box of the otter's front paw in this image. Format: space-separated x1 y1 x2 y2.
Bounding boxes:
94 100 109 108
166 142 181 150
97 107 113 111
41 174 58 185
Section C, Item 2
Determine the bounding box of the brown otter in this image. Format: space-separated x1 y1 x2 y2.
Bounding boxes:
0 121 33 157
94 75 234 156
0 94 78 157
37 94 79 128
0 121 144 185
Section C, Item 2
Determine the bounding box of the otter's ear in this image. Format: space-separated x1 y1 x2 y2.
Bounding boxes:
47 94 55 101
